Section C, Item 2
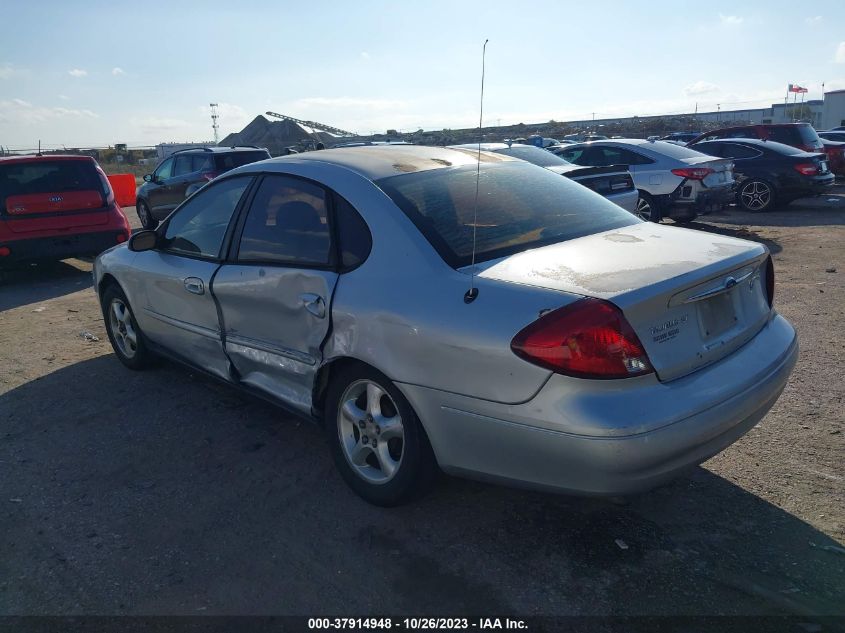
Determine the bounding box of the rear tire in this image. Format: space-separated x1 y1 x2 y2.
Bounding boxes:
737 179 775 212
101 284 154 370
325 364 437 506
137 200 158 230
635 191 662 222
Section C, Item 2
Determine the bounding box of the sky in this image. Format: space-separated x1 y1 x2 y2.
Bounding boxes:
2 0 845 150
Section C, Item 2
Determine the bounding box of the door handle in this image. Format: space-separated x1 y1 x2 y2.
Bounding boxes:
300 293 326 318
184 277 205 295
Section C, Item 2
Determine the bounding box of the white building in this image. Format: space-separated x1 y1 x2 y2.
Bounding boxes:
821 90 845 129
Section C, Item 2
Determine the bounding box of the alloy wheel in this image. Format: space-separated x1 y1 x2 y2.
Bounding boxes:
108 298 138 359
636 197 653 221
740 181 772 211
337 380 405 484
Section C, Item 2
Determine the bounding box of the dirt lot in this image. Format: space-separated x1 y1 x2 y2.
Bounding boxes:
0 194 843 619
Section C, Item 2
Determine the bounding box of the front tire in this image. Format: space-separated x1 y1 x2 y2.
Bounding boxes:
737 179 775 212
101 285 154 370
325 365 436 506
137 200 158 230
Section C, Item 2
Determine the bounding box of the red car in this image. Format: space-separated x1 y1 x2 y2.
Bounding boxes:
0 155 131 267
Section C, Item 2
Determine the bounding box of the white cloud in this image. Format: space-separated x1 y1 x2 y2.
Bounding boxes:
836 42 845 64
111 67 125 76
68 68 87 77
0 99 98 124
0 62 25 79
360 52 370 60
129 116 191 133
58 94 70 101
683 81 719 97
719 13 743 26
805 16 822 25
199 103 250 135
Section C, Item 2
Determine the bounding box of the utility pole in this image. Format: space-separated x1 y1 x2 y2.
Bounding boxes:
209 103 219 144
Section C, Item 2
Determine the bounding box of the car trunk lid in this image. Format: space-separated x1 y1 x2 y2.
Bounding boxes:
677 156 735 188
476 222 771 382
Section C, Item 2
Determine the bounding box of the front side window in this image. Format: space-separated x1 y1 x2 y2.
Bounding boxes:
236 175 331 266
378 161 638 268
154 158 173 181
161 176 252 258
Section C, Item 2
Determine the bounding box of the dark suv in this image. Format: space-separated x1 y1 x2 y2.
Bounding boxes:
136 146 270 229
688 124 824 153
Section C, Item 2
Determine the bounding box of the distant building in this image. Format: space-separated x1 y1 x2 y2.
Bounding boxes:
821 90 845 129
155 142 215 160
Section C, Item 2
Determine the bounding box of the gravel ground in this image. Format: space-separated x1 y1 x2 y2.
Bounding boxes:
0 194 843 618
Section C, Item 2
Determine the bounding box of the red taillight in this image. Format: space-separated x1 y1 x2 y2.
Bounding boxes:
0 246 10 257
765 256 775 308
510 298 654 379
671 167 714 180
793 163 818 175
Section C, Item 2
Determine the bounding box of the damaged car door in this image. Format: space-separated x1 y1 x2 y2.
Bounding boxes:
212 174 339 413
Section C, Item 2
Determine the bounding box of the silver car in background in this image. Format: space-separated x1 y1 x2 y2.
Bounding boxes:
552 139 736 222
93 146 797 506
450 142 639 214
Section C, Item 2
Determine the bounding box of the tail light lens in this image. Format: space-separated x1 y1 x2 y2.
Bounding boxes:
510 298 654 379
793 163 819 175
671 167 714 180
765 256 775 308
0 246 10 257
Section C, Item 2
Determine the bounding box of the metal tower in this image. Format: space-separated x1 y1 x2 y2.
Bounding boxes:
210 103 220 144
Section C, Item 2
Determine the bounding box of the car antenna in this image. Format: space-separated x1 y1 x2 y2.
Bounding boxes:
464 38 488 305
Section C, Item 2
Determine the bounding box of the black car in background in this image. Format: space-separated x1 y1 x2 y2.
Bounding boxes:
136 146 270 229
690 138 834 212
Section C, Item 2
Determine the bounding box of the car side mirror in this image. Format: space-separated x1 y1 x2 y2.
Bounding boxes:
143 174 153 183
128 230 158 252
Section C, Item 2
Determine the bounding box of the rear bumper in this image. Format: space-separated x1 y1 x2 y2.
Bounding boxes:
0 229 128 265
399 313 798 495
668 183 735 214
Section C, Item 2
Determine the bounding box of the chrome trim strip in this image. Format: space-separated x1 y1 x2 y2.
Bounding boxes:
143 308 220 340
683 270 754 304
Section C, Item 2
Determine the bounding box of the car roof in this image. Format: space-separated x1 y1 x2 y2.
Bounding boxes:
240 145 516 181
694 137 803 154
0 154 96 164
171 146 267 155
449 142 511 151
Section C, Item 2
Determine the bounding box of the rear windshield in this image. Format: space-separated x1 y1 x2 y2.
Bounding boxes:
0 159 104 213
214 151 270 171
495 145 570 167
377 161 639 268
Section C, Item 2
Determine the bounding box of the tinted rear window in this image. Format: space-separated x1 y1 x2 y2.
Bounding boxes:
0 159 103 213
215 151 270 171
377 162 638 268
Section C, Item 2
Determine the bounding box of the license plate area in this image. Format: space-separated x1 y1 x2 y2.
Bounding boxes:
698 289 737 341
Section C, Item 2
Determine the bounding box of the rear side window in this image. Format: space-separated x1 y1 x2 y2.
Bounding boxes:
720 143 760 159
0 160 104 213
768 127 800 145
335 196 372 270
377 161 638 268
236 175 331 266
215 151 271 172
193 155 214 172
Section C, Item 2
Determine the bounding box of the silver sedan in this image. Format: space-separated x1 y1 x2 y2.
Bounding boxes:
93 145 797 506
552 139 736 222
